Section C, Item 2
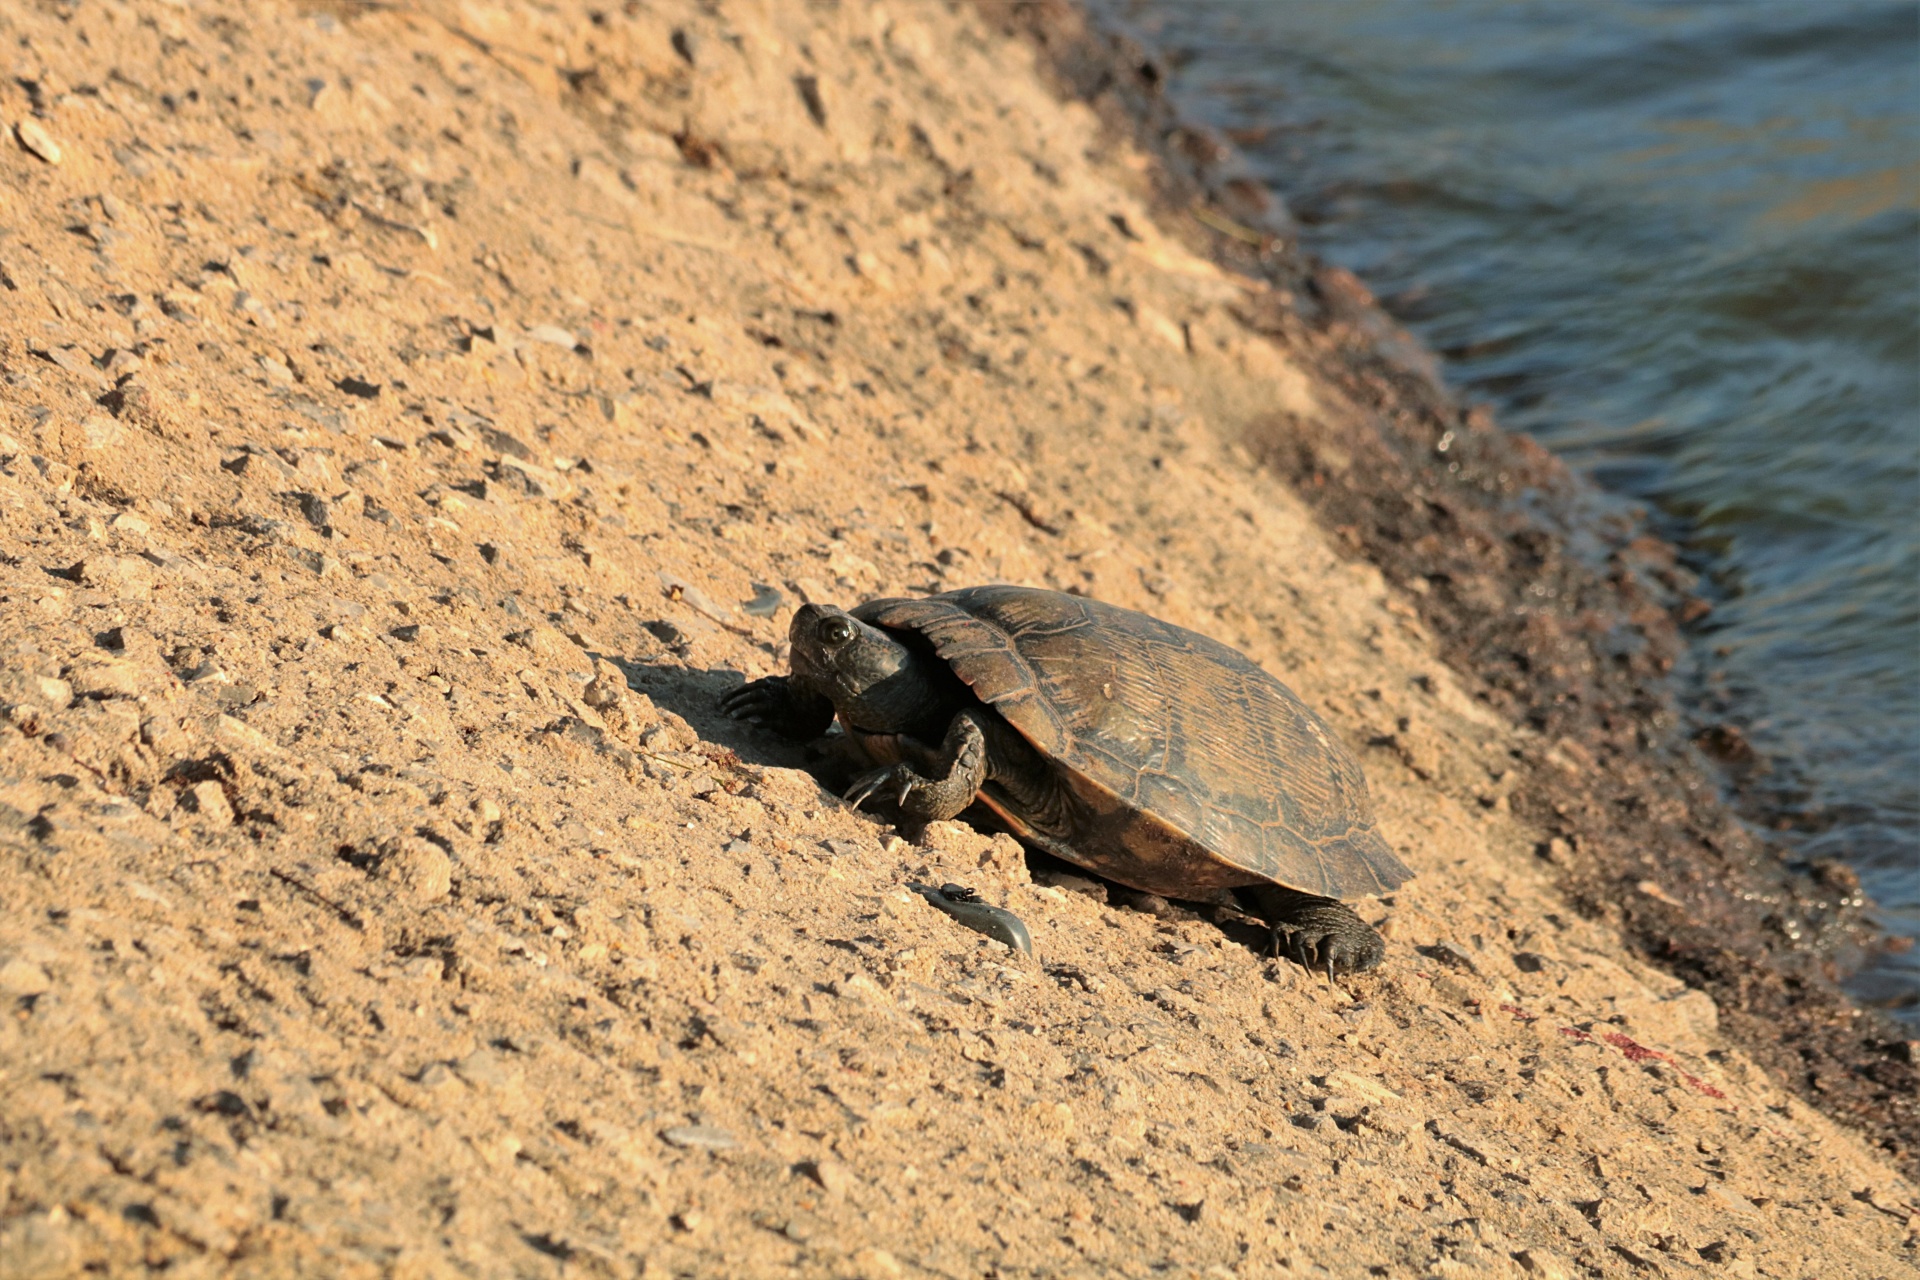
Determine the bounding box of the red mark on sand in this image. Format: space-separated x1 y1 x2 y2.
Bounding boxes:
1601 1031 1728 1100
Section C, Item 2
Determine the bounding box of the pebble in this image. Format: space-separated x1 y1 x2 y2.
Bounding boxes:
185 780 234 829
497 454 572 499
848 1246 904 1279
661 1124 737 1150
710 379 821 441
506 624 574 662
1636 879 1687 909
75 554 156 599
1514 1248 1574 1280
526 323 580 350
209 679 263 710
831 972 883 1000
479 425 534 460
805 1157 854 1199
66 656 143 700
222 448 299 481
82 414 125 449
0 956 53 997
582 659 628 710
1 672 73 712
1324 1069 1401 1104
644 618 694 649
211 714 281 759
454 1048 524 1096
1427 973 1479 1009
658 571 734 625
1419 939 1479 973
741 582 785 617
384 837 453 903
415 1062 457 1090
0 1208 76 1279
14 118 62 165
1035 866 1107 901
427 423 476 451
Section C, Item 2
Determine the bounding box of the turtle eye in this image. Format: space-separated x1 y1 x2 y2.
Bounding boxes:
817 616 856 647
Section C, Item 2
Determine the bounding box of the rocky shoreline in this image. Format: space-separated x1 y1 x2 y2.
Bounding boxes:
980 0 1919 1172
0 1 1914 1276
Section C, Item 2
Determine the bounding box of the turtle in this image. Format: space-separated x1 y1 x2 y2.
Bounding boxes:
720 584 1413 973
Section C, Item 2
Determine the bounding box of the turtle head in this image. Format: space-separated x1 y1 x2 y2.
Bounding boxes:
787 603 956 733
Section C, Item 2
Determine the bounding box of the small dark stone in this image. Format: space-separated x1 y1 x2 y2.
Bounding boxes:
523 1233 574 1261
479 426 533 460
1693 722 1757 766
1115 888 1173 918
793 74 826 127
645 619 689 648
214 683 261 710
742 583 784 617
1418 940 1479 973
1451 1077 1495 1103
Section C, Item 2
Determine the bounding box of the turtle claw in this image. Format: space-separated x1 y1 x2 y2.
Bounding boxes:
720 677 777 720
1242 887 1385 977
1272 921 1383 977
717 676 836 740
844 764 915 811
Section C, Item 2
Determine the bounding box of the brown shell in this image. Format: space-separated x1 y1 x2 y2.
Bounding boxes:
855 585 1413 901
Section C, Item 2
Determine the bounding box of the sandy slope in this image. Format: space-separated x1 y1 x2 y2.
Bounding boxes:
0 1 1913 1276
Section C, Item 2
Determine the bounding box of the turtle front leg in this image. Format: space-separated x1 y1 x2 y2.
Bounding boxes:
844 709 990 821
1236 885 1385 975
720 675 836 740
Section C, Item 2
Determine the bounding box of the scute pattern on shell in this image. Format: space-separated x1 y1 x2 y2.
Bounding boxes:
857 585 1413 900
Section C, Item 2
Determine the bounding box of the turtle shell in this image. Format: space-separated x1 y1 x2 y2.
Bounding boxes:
854 585 1412 901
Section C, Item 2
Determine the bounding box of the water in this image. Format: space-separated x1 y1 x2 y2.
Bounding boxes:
1120 0 1920 1020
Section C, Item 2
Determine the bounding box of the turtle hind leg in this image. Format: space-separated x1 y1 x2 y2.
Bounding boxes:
1235 885 1385 975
